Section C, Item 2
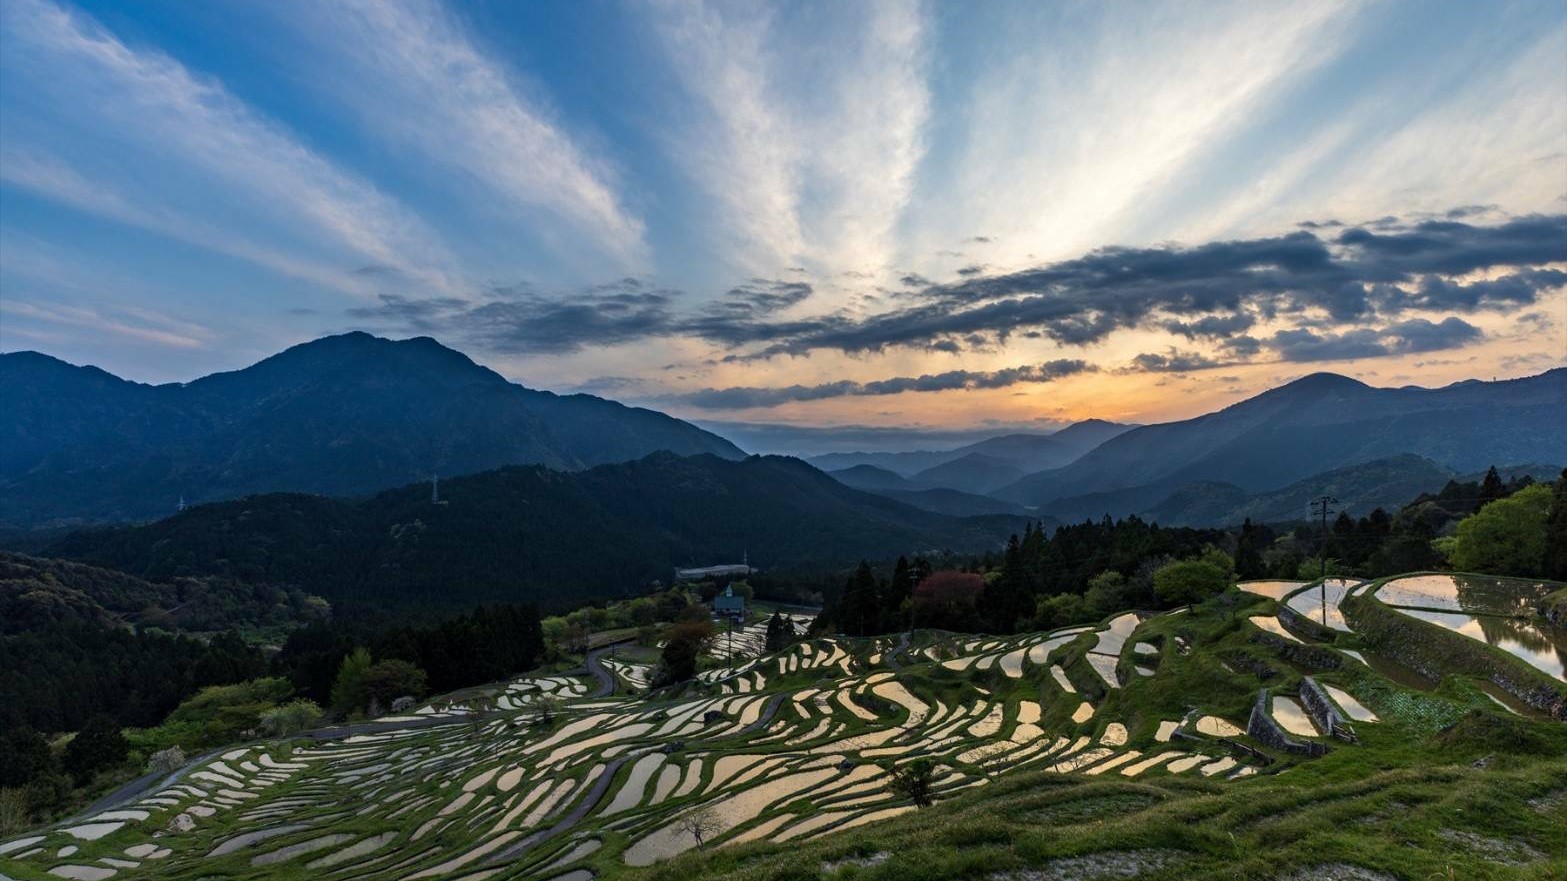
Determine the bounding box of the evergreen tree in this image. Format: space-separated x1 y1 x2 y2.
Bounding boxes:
980 533 1034 633
63 715 127 785
838 562 881 636
1479 465 1505 508
883 556 914 629
1547 470 1567 581
1234 518 1264 580
763 610 791 654
329 647 374 716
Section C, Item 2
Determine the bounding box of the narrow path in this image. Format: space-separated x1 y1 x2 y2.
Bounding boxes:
582 638 637 698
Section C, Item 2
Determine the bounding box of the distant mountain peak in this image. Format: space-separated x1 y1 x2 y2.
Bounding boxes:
1278 372 1373 393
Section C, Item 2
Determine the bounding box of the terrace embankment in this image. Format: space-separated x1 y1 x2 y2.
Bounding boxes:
1342 589 1567 720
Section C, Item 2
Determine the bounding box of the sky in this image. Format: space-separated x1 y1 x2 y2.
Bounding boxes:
2 0 1565 454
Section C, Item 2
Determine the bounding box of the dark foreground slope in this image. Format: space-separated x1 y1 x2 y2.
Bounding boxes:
51 453 1022 613
0 333 743 527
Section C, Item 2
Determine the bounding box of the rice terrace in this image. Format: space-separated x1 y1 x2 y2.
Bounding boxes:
4 571 1565 881
2 1 1566 879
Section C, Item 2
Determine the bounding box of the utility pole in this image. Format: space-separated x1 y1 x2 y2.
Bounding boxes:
1311 495 1338 627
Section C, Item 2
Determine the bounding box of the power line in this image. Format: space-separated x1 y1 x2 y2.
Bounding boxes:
1310 496 1338 626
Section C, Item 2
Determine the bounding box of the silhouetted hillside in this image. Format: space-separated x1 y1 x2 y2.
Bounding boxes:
51 453 1023 614
0 333 744 527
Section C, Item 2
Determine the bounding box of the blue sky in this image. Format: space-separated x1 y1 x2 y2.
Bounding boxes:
2 0 1564 448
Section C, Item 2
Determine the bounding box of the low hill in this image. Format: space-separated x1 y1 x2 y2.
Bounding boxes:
1142 455 1461 526
872 487 1036 518
0 333 744 528
827 464 911 492
0 551 327 636
998 369 1567 516
51 453 1024 614
808 420 1135 480
911 453 1028 494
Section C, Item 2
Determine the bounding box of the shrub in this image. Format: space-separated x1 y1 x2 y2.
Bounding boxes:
1449 484 1552 576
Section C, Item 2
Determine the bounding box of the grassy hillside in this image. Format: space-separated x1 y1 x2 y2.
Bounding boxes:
4 574 1562 880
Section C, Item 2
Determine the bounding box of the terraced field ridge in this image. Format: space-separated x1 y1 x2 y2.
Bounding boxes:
3 576 1566 881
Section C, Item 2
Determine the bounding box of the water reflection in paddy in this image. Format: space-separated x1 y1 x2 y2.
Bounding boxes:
1375 574 1554 616
1396 609 1565 681
1271 696 1318 738
1285 579 1356 632
1238 580 1307 599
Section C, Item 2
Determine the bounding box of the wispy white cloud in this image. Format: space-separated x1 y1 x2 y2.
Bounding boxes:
1 299 211 349
0 151 376 296
907 0 1359 273
304 0 648 271
649 0 930 278
0 0 456 295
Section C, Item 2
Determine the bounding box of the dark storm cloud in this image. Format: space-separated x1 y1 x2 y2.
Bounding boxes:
346 212 1565 359
668 359 1098 410
348 279 679 353
715 279 813 316
1127 349 1229 372
1269 316 1483 362
706 213 1566 358
1159 312 1257 339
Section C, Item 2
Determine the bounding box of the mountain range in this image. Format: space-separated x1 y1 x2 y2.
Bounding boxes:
49 452 1023 614
813 420 1136 493
0 332 742 528
992 369 1565 521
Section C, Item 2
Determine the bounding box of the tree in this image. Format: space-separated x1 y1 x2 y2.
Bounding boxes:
764 610 792 654
654 618 713 686
1151 557 1230 606
1478 465 1506 508
911 570 984 630
258 699 322 737
0 728 53 787
1546 470 1567 581
887 758 937 807
330 647 374 716
64 715 128 785
1449 484 1552 577
363 660 428 708
1235 518 1265 580
677 806 722 850
145 746 186 776
981 534 1035 633
838 562 882 636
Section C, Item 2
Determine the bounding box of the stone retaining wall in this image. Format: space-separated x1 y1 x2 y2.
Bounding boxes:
1247 690 1330 757
1249 632 1342 671
1278 604 1338 643
1299 677 1356 743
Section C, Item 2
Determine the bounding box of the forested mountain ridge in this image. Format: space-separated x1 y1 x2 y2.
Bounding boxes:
0 333 744 528
49 452 1024 615
996 369 1567 519
0 552 328 636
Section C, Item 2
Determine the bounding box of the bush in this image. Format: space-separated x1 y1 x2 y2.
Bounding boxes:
362 660 428 708
145 746 185 775
1449 484 1552 576
258 699 322 737
1152 557 1230 605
